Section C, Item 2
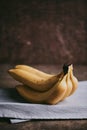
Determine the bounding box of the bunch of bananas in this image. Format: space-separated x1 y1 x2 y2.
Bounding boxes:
8 64 78 105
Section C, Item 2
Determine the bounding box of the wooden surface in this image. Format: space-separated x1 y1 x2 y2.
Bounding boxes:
0 119 87 130
0 64 87 130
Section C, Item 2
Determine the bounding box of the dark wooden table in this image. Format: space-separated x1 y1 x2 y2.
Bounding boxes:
0 64 87 130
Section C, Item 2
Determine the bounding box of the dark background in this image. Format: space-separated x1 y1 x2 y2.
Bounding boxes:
0 0 87 65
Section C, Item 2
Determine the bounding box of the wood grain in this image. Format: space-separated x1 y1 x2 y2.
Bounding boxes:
0 119 87 130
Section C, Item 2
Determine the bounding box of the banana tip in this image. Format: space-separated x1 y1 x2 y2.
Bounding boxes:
7 69 14 74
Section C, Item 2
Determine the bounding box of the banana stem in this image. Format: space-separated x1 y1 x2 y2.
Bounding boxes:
63 64 68 75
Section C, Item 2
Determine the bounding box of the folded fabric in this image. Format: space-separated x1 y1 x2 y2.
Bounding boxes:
10 119 29 123
0 81 87 123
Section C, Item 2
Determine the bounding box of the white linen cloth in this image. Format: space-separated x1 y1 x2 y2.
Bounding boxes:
0 81 87 123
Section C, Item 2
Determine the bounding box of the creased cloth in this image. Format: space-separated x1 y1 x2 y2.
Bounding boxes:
0 81 87 123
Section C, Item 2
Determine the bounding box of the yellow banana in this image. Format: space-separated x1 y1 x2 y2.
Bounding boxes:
16 73 67 105
69 65 78 95
15 65 54 78
65 65 73 97
8 68 63 92
61 64 73 100
60 73 68 100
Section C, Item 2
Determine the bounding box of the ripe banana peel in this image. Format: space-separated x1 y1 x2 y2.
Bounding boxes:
69 65 78 95
62 65 72 100
8 64 78 105
8 68 63 92
62 64 78 100
16 74 67 105
15 65 54 78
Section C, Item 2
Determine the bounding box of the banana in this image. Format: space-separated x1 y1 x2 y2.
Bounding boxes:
8 68 63 92
15 65 54 78
65 65 73 97
16 73 67 105
69 65 78 95
60 73 68 100
8 64 78 105
61 64 73 100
